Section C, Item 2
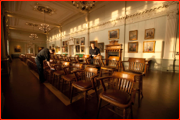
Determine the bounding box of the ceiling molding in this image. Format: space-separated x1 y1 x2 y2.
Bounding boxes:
9 38 46 43
9 26 46 34
6 11 61 27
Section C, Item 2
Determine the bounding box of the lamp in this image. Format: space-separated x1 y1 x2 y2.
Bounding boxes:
39 8 51 33
72 1 95 11
29 24 38 40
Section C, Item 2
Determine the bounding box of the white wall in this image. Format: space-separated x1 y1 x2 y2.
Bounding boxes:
46 1 178 72
9 30 46 55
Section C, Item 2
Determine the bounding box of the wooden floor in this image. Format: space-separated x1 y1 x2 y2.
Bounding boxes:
1 59 179 119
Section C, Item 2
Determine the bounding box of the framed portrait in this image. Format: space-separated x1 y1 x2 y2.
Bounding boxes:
55 46 60 53
97 42 104 53
129 30 138 40
65 46 68 52
80 37 85 45
75 38 80 45
14 45 21 52
62 47 65 52
143 41 155 53
128 42 138 53
144 28 155 39
108 29 120 40
49 46 51 49
81 46 85 53
76 45 80 52
52 44 55 48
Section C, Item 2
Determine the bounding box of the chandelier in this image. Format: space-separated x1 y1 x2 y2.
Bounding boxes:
39 8 51 33
29 24 38 40
72 1 95 11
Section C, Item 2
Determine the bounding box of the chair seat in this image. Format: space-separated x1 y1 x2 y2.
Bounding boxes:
123 70 144 75
61 74 76 82
86 65 100 68
100 90 131 105
53 70 65 75
72 81 92 90
101 66 117 71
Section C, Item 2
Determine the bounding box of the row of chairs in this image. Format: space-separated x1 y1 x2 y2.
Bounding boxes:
26 54 147 118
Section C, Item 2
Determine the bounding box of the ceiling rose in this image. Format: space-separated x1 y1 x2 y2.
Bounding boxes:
33 3 55 15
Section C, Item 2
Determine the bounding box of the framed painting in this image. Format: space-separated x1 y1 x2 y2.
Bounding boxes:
76 45 80 52
62 47 65 52
143 41 155 53
97 42 104 53
128 42 138 53
55 46 60 53
49 46 51 49
144 28 155 39
108 29 119 40
129 30 138 40
81 46 85 53
14 45 21 52
65 46 68 52
80 37 85 45
75 38 80 45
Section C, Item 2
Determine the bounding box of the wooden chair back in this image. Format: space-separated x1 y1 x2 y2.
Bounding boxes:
128 58 146 74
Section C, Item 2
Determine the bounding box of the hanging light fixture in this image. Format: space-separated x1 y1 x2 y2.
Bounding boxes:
39 8 51 33
72 1 95 11
29 24 38 40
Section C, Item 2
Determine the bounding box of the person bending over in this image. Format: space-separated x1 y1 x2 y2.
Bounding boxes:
35 48 55 83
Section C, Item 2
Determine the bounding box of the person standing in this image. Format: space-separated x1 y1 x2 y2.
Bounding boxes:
35 48 55 83
89 43 100 64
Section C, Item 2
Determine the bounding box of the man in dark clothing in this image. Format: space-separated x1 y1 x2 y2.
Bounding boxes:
89 43 100 64
35 48 54 83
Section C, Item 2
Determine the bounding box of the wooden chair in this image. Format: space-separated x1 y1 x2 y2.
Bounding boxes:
70 55 79 64
96 71 137 119
79 55 90 69
121 58 147 106
100 56 120 77
86 55 102 70
61 63 83 97
52 62 70 89
70 67 99 112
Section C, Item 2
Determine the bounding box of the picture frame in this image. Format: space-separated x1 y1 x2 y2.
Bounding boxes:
80 37 85 45
144 28 155 39
76 45 80 52
75 38 80 45
108 29 120 40
55 46 60 53
97 42 104 53
143 41 156 53
128 42 138 53
49 46 51 49
62 47 65 52
81 46 85 53
14 45 21 52
129 30 138 40
65 46 68 52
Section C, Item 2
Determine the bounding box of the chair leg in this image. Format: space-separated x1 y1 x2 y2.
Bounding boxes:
69 82 72 98
70 86 74 104
97 98 102 118
100 69 102 77
84 91 87 113
123 108 126 119
94 86 99 103
130 105 133 118
138 90 140 107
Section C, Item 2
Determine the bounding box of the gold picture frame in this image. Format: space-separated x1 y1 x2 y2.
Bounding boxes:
128 42 138 53
108 29 120 40
144 28 155 39
129 30 138 40
143 41 155 53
